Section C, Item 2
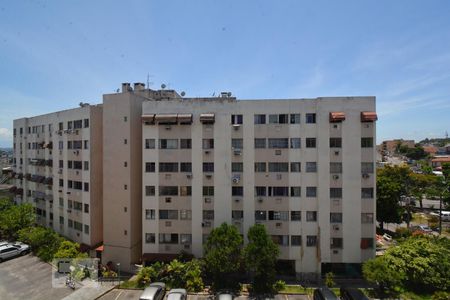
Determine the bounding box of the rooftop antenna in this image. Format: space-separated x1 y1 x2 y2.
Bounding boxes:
446 131 448 139
146 73 154 88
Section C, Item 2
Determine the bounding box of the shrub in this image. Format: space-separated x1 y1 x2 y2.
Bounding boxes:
325 272 335 288
273 280 286 292
432 291 450 300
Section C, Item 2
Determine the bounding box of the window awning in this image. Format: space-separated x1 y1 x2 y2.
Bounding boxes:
361 111 378 122
200 113 215 123
154 114 178 124
177 114 193 124
142 114 155 123
329 112 346 122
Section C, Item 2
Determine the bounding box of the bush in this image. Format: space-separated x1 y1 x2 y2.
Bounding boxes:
395 227 412 239
432 291 450 300
273 280 286 292
18 226 62 261
325 272 335 288
54 240 87 259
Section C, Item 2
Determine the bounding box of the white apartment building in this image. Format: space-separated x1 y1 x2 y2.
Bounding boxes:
12 83 376 277
139 93 377 276
12 105 103 248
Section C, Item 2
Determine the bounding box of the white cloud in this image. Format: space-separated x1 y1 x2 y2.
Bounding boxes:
0 128 12 138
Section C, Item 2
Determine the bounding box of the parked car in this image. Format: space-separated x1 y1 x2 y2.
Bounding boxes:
139 282 166 300
410 224 433 233
441 211 450 221
382 233 392 242
215 292 234 300
340 287 369 300
166 289 187 300
0 243 30 262
11 242 30 253
313 287 338 300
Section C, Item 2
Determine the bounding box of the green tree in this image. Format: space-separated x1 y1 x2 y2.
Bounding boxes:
0 202 35 240
244 224 280 295
18 226 62 261
363 256 403 294
204 222 243 291
54 240 87 258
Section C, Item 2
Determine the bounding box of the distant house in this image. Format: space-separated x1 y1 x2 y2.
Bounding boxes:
382 139 415 154
423 145 438 156
431 156 450 170
445 143 450 155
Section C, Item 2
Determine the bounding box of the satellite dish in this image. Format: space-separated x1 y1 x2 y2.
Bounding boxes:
161 83 166 89
180 91 186 97
227 92 232 97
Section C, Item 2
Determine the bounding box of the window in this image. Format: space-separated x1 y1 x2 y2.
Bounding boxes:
331 238 343 249
59 198 64 207
361 162 374 174
180 186 192 196
268 138 289 148
330 213 343 223
145 139 155 149
272 235 289 246
203 186 214 196
180 234 192 244
124 139 127 145
305 138 316 148
84 119 89 128
73 120 82 129
59 141 63 150
74 201 82 211
84 161 89 171
180 139 192 149
360 238 374 249
180 209 192 220
306 162 317 172
255 211 267 220
232 186 243 196
68 141 72 149
268 211 288 221
268 162 289 172
124 184 127 190
145 162 155 172
59 216 64 225
361 213 374 223
305 113 316 124
159 233 178 244
290 162 301 172
254 162 266 172
124 116 128 122
68 160 73 169
68 219 73 228
361 188 374 199
145 186 155 196
330 162 342 173
145 233 156 243
59 160 63 168
160 139 178 149
290 138 301 148
180 162 192 172
203 162 214 173
268 186 289 196
306 187 317 197
159 210 178 220
84 204 89 213
231 139 244 149
231 114 243 124
84 182 89 192
232 210 243 220
232 163 243 172
329 138 342 148
254 138 266 149
306 211 317 222
291 235 302 246
307 235 317 247
58 122 63 131
74 221 82 231
59 179 64 187
361 137 373 148
269 114 288 124
159 162 179 172
73 161 82 170
290 187 301 197
290 114 300 124
203 210 214 220
254 114 266 124
202 139 214 149
330 188 342 198
291 211 301 221
159 186 178 196
145 209 156 220
67 121 73 129
255 186 266 196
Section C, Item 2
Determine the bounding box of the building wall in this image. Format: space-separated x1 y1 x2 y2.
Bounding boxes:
12 105 103 247
141 96 376 274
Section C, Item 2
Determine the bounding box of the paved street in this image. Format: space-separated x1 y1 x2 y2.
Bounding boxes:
98 289 310 300
0 254 73 300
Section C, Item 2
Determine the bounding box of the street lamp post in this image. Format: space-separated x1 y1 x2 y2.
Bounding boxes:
117 263 121 287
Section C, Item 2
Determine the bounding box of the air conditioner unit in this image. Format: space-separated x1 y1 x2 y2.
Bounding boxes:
165 125 172 130
362 173 370 179
276 222 282 227
186 173 193 179
258 198 263 203
76 171 79 175
333 249 339 254
204 150 210 154
275 149 282 155
276 174 282 180
165 221 172 227
332 225 340 231
64 130 69 134
58 190 62 193
334 151 340 155
232 176 240 183
204 197 211 203
183 244 190 249
233 149 242 155
67 209 72 213
76 233 80 237
332 175 339 180
232 124 241 130
234 198 240 202
205 174 212 179
364 124 370 128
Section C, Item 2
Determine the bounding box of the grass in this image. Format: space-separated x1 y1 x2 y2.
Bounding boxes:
279 285 310 294
400 291 433 300
118 278 143 289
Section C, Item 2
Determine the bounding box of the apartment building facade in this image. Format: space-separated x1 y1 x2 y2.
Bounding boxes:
12 105 103 248
11 83 376 276
140 95 377 275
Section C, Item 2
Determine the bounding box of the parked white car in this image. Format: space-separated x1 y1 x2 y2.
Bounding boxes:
0 243 30 262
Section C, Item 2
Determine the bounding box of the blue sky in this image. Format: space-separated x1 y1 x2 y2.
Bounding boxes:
1 0 450 147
